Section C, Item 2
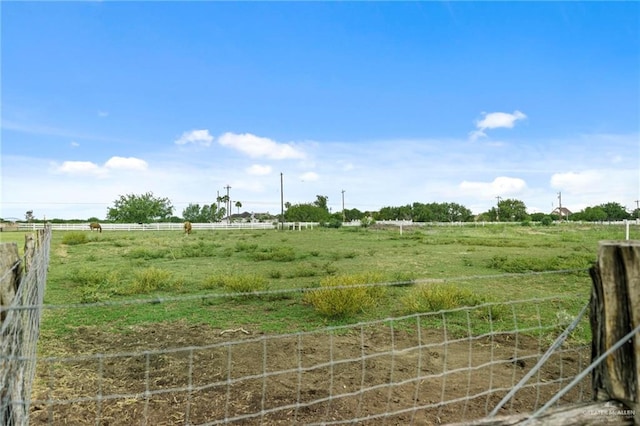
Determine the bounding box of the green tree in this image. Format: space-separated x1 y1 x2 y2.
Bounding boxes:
314 195 329 212
497 199 529 222
25 210 34 222
182 203 202 222
343 208 364 222
235 201 242 215
107 192 174 223
285 203 331 222
580 206 607 222
597 202 630 221
530 212 546 222
183 203 224 222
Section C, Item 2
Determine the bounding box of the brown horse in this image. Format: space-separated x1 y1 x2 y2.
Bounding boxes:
184 221 192 235
89 222 102 233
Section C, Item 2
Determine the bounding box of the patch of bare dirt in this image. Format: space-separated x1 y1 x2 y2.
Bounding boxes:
29 321 591 425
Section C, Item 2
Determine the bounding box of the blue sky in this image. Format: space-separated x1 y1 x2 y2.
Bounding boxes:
2 1 639 220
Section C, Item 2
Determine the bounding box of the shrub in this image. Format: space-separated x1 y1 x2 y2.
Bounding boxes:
540 216 553 226
62 232 88 245
322 218 343 229
360 216 375 228
304 273 386 318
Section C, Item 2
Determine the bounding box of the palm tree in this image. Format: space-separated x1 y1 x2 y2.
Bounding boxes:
219 195 230 223
235 201 242 215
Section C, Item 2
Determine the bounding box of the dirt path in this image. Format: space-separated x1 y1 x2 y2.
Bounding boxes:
30 320 591 425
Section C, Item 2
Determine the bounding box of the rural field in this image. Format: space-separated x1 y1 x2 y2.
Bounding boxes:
2 223 636 424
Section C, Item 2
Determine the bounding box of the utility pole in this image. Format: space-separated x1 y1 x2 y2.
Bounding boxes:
558 192 563 222
217 190 220 211
280 173 284 230
341 190 346 222
495 196 502 222
225 185 231 224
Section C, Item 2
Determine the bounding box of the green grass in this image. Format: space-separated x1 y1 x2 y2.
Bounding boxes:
7 223 636 343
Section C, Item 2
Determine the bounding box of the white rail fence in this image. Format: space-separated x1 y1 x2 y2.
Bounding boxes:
9 219 640 233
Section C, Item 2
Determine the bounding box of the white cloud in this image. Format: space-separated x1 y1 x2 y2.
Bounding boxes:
98 111 109 117
55 161 106 177
246 164 272 176
470 110 527 141
175 129 214 146
218 132 306 160
104 156 148 171
70 141 80 148
300 171 319 182
54 156 148 177
459 176 527 198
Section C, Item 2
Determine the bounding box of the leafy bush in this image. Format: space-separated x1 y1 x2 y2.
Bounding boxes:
62 232 88 245
540 216 553 226
360 216 375 228
322 218 343 228
304 273 387 318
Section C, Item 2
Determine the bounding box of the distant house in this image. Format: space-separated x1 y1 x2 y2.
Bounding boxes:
551 207 572 218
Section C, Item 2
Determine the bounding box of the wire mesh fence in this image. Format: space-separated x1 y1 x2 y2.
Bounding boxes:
25 292 593 425
1 227 51 426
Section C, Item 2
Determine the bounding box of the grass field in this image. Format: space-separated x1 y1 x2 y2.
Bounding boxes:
4 223 634 425
3 222 635 346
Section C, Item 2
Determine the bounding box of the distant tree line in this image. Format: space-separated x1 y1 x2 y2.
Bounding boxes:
5 193 638 224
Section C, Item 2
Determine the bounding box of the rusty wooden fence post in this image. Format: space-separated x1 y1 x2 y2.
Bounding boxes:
0 243 22 324
1 243 23 426
590 240 639 424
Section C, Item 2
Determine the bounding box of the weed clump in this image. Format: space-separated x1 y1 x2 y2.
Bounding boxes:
487 253 592 273
401 283 484 313
127 267 175 294
304 273 386 319
67 267 122 303
204 274 269 295
128 247 168 260
251 246 297 262
62 232 88 245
